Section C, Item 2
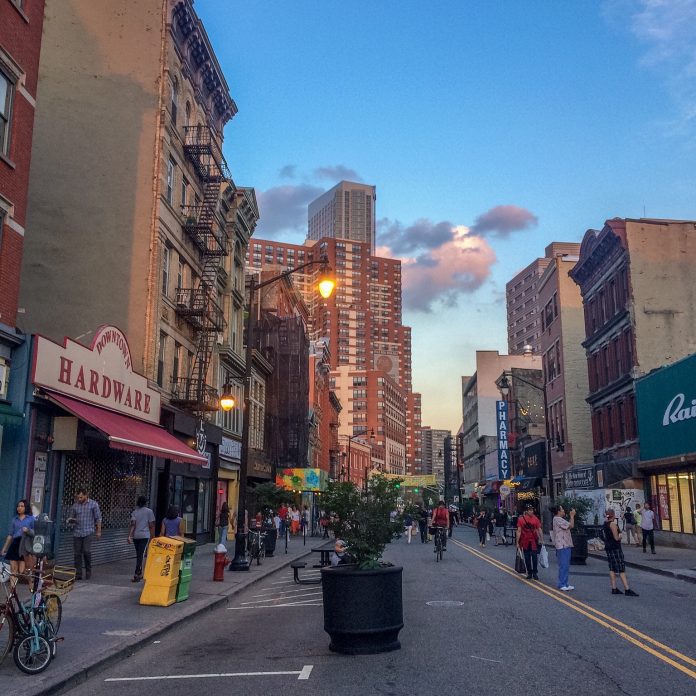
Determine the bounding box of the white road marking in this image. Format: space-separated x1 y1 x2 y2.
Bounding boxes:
241 591 323 605
102 630 137 636
252 586 321 598
228 601 323 610
104 666 314 683
470 655 503 663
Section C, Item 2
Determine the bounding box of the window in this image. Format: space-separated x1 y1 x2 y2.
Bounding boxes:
185 102 191 127
166 158 175 204
170 78 178 125
172 342 182 388
177 256 185 292
157 333 167 387
181 177 188 207
0 69 14 155
162 246 170 296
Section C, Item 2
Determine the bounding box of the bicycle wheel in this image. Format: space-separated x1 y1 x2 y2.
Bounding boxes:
13 634 52 674
0 607 15 664
43 594 62 633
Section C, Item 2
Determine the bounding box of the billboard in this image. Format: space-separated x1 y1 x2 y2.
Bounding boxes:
275 468 328 492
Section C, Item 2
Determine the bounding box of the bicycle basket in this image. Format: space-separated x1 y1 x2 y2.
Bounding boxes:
43 566 76 597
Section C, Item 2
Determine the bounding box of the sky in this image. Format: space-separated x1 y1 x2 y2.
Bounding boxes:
196 0 696 434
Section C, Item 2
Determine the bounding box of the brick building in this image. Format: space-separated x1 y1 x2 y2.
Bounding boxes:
0 0 45 515
570 218 696 488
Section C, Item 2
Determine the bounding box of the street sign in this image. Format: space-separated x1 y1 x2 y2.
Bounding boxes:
500 485 511 499
453 495 459 503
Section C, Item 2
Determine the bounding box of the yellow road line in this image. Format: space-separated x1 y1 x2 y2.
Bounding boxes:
451 539 696 681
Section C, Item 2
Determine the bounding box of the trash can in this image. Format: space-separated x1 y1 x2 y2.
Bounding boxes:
262 525 277 557
140 537 184 606
173 536 196 602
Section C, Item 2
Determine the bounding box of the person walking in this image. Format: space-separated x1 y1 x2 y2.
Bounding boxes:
622 505 639 547
67 488 102 581
517 505 543 580
603 508 639 596
1 499 35 577
127 495 155 582
633 504 643 545
160 505 185 537
417 505 429 543
476 510 489 547
403 511 414 543
551 504 575 591
640 502 656 554
217 502 230 547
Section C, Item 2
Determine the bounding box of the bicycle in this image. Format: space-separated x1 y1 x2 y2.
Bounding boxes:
247 529 266 566
0 559 74 673
432 526 446 562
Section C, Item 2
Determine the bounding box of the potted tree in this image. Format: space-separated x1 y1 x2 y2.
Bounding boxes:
556 495 594 565
320 474 404 655
251 482 293 557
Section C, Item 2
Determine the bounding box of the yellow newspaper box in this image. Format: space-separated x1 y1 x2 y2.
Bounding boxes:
140 537 184 607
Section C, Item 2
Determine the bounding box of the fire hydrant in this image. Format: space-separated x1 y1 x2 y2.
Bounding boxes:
213 551 228 581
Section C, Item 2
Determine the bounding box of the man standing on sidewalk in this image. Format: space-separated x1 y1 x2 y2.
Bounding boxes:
67 488 102 580
551 504 575 591
640 502 656 554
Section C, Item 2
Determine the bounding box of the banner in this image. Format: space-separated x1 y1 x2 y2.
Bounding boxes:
275 468 328 492
370 472 437 487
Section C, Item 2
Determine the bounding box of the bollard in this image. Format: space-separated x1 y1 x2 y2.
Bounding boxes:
213 551 228 581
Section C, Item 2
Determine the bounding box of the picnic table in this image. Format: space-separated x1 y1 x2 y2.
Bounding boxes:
311 540 335 567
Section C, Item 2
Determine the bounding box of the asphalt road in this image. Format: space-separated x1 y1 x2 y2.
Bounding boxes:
63 525 696 696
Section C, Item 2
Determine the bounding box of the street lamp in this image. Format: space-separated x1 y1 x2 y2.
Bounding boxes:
497 372 555 502
229 255 336 571
219 383 236 412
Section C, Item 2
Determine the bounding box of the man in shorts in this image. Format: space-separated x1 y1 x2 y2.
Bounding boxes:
603 508 638 596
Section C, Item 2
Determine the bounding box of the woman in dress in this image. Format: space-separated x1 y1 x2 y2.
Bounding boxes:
1 499 35 575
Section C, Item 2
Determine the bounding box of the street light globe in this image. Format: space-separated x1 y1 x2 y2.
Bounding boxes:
318 276 335 299
219 384 235 412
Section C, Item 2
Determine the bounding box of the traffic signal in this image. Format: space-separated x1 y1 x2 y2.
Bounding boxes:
413 488 419 493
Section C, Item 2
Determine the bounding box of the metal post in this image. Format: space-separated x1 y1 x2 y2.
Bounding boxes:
229 274 255 571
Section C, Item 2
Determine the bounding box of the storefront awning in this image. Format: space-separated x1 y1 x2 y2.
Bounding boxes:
0 402 23 427
45 392 207 466
516 477 542 491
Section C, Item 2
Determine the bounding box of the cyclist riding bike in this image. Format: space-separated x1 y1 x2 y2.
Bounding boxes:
430 501 450 552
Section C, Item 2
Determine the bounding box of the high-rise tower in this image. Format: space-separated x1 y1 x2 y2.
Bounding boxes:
307 181 377 254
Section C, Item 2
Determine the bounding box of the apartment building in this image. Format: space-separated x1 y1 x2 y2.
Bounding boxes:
16 1 256 557
536 250 593 495
420 427 450 487
246 236 418 476
570 218 696 489
0 0 46 515
307 180 377 254
506 242 579 355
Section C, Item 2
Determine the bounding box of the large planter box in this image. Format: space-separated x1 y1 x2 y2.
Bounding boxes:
571 531 588 565
321 564 403 655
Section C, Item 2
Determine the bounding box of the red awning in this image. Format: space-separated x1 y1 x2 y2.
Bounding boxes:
45 392 207 466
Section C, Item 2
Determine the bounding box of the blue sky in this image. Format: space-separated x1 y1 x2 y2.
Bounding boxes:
196 0 696 433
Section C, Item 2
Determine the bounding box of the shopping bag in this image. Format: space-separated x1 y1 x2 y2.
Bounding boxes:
486 532 491 542
539 545 549 569
514 548 527 574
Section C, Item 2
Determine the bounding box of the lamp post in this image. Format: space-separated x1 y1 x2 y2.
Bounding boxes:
229 256 335 571
498 372 555 503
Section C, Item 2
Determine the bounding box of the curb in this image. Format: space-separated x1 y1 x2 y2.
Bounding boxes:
587 551 696 585
36 550 314 696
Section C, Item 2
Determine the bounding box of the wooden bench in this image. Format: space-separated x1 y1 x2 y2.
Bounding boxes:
291 560 321 585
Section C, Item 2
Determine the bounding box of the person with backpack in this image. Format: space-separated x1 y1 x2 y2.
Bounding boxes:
430 501 450 551
603 508 639 596
623 505 639 546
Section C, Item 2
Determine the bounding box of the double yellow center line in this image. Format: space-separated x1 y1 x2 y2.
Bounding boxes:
451 538 696 681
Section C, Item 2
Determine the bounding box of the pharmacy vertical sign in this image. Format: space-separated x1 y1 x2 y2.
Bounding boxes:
497 401 510 480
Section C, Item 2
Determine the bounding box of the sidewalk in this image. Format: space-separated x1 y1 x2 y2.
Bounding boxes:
462 523 696 584
0 534 316 695
587 541 696 584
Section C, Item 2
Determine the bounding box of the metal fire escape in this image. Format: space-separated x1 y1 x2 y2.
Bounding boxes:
171 125 230 412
